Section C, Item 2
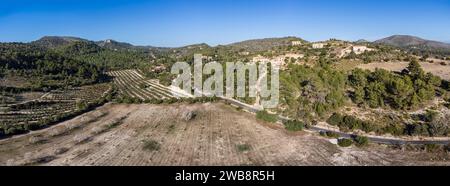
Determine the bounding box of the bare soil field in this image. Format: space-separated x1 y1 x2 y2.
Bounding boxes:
0 102 448 166
0 76 33 88
358 61 450 80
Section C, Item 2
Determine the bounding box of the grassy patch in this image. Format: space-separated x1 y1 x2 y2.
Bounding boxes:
353 136 369 147
256 110 278 123
425 144 440 153
142 140 161 151
320 131 340 138
283 120 304 131
105 116 127 130
167 124 175 134
337 138 353 147
236 144 251 152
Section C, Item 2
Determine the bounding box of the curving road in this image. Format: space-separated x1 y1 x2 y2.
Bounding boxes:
222 98 450 145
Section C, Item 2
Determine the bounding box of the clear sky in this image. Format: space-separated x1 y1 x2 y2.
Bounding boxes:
0 0 449 47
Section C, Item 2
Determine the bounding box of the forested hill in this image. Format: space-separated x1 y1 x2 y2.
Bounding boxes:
31 36 89 48
0 42 105 89
374 35 450 56
224 36 307 52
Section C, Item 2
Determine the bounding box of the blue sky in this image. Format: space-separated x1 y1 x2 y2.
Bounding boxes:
0 0 449 47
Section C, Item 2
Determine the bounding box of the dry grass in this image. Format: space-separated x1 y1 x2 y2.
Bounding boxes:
0 103 449 166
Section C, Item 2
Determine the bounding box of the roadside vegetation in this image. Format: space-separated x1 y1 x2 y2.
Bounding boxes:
256 110 278 123
348 59 441 110
283 120 304 131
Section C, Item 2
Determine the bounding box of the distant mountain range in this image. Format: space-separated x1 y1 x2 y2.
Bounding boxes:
374 35 450 51
9 35 450 55
29 36 171 53
26 36 307 53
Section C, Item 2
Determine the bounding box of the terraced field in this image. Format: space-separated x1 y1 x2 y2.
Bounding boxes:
107 69 192 101
0 83 111 136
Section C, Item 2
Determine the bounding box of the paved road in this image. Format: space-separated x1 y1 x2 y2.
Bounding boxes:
222 98 450 145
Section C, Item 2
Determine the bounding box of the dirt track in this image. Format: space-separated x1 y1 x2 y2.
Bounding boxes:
0 102 448 166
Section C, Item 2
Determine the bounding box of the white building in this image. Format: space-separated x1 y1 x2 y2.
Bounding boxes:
312 43 325 49
337 45 376 58
291 41 303 46
251 53 304 67
352 46 374 54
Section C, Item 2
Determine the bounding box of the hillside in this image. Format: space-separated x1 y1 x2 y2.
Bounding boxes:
0 42 104 89
225 36 307 52
375 35 450 50
95 39 136 51
31 36 89 48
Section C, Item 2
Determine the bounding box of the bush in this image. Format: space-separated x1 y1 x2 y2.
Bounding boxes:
236 144 251 152
4 126 27 135
142 140 160 151
380 124 405 136
444 145 450 152
337 138 353 147
256 110 278 123
24 122 41 131
0 128 5 138
361 121 376 133
353 136 369 147
425 144 440 152
284 120 304 131
325 131 340 138
327 113 376 133
327 113 343 126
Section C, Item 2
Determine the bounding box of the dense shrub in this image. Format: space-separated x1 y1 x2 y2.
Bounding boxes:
256 110 278 123
425 144 440 152
348 61 442 110
327 113 410 136
353 136 369 147
283 120 304 131
337 138 353 147
4 125 27 135
280 63 346 120
142 140 161 151
445 145 450 152
327 113 376 133
0 128 4 138
327 113 343 126
24 122 41 131
236 144 251 152
320 131 340 138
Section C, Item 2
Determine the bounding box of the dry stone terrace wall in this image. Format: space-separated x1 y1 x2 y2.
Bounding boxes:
107 69 191 101
0 83 111 136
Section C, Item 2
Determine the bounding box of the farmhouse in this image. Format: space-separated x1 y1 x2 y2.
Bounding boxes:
312 43 325 49
291 40 303 46
352 45 374 54
151 65 167 73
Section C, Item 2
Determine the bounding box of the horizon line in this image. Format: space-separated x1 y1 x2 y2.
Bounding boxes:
1 34 449 48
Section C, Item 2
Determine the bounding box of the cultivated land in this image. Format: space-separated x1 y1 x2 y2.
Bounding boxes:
358 61 450 80
0 83 111 134
107 69 191 100
2 35 450 166
0 102 448 166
